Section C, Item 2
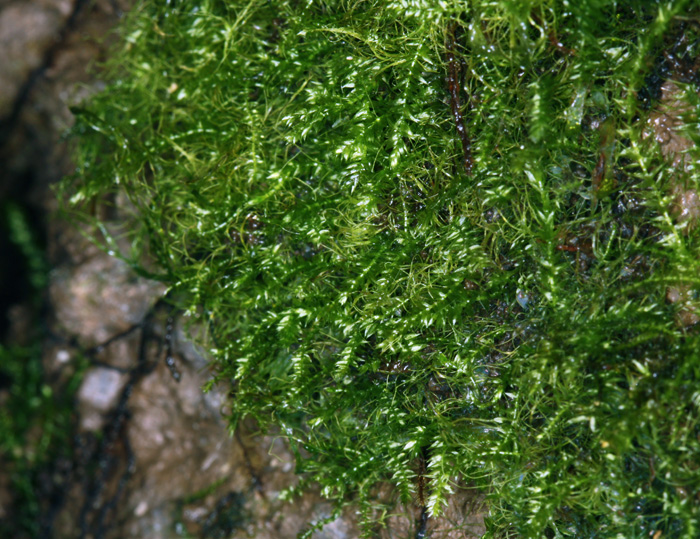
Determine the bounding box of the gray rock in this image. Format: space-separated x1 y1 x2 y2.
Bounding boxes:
0 1 72 118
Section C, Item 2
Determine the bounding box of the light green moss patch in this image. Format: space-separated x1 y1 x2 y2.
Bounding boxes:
66 1 700 537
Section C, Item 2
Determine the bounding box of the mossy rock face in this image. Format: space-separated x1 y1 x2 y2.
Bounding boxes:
66 1 700 537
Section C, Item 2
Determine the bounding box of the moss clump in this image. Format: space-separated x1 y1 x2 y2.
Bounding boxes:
66 1 700 537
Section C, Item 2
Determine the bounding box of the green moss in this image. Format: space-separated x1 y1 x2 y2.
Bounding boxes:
66 1 700 537
0 343 79 537
0 203 80 537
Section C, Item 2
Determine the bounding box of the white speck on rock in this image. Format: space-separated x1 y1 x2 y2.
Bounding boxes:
78 367 127 412
77 367 128 431
134 500 149 517
201 452 218 471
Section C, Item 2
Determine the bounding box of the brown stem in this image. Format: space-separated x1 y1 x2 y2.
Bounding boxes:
446 23 473 176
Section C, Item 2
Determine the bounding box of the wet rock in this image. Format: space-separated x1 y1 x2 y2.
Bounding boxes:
666 283 699 328
427 488 487 538
92 327 141 371
644 81 697 170
0 0 126 205
0 0 73 118
49 254 166 346
359 482 486 539
671 186 700 228
643 80 698 234
126 361 234 487
643 70 700 328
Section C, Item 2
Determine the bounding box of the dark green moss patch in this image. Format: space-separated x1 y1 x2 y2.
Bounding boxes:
66 1 700 537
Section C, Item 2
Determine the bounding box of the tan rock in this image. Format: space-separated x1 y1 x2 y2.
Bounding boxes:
49 254 166 346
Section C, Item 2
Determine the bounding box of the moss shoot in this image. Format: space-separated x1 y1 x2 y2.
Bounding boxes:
66 1 700 537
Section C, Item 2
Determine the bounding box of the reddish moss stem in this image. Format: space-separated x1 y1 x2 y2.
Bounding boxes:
446 22 473 176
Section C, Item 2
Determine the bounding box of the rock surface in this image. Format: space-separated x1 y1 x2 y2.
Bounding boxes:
0 0 73 118
644 66 700 328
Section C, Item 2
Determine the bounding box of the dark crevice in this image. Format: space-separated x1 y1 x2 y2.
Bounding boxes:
38 300 178 538
76 307 160 539
415 445 430 539
235 428 265 495
415 505 429 539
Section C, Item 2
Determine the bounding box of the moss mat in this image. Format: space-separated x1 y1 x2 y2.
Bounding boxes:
66 1 700 537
